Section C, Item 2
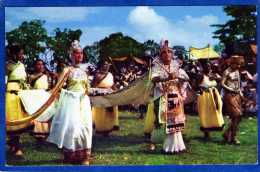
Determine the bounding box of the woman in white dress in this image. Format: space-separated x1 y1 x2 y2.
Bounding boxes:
47 41 93 165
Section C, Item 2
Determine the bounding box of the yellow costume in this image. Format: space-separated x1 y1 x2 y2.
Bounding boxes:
33 74 49 90
31 74 50 139
6 61 29 132
144 102 156 134
197 75 224 131
92 72 119 134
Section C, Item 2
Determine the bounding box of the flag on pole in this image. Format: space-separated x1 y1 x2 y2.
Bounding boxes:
189 45 220 60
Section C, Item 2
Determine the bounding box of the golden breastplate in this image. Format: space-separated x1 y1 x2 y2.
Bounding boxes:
34 75 49 90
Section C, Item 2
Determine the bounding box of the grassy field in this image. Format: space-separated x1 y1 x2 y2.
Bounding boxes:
6 111 258 166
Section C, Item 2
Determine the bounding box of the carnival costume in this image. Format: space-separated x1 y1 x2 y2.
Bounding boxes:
161 68 189 153
144 54 189 153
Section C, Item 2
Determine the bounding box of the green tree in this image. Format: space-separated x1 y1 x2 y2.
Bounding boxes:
6 20 48 66
83 41 100 65
47 28 82 63
172 45 188 60
99 32 144 61
212 5 256 55
213 43 225 54
143 40 160 57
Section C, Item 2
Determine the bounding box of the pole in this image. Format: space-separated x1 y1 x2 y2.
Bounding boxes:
188 47 190 61
108 56 119 73
208 43 210 62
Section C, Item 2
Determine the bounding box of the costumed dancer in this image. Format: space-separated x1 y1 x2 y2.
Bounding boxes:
144 39 172 151
161 57 189 154
6 45 29 157
197 60 224 139
222 55 244 145
28 59 51 141
92 61 119 136
47 40 93 165
144 39 189 153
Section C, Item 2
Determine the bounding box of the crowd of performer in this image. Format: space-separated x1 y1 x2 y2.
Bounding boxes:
5 39 257 165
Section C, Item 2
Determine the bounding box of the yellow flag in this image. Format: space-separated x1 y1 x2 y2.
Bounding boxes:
189 45 220 60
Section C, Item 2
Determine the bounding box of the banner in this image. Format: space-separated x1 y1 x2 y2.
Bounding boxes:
90 72 154 107
6 70 196 131
189 45 220 60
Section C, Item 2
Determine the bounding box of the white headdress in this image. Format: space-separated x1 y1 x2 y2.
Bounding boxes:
71 40 82 52
69 40 83 64
160 39 167 49
160 38 172 49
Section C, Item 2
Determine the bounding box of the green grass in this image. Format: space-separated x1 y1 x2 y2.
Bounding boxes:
6 111 258 165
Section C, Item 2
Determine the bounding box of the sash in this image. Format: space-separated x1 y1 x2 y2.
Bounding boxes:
6 68 71 128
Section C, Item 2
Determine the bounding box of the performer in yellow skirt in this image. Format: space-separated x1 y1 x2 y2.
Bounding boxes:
28 59 51 141
92 61 119 135
6 45 29 157
197 61 224 139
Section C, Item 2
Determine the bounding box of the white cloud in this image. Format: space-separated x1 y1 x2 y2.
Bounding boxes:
5 6 221 48
128 6 220 48
5 21 14 32
6 7 98 23
182 15 219 26
128 6 170 28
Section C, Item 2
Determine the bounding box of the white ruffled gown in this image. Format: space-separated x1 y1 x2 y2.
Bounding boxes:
47 67 92 155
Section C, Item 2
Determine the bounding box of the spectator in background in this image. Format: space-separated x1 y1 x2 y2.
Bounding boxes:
243 80 257 114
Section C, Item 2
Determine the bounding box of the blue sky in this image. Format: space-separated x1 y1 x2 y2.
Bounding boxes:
5 6 231 48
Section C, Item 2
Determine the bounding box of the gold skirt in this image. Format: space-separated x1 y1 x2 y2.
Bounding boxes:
92 106 119 133
6 82 30 132
197 88 224 131
144 102 156 134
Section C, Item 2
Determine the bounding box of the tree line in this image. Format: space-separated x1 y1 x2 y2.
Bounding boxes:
6 6 256 69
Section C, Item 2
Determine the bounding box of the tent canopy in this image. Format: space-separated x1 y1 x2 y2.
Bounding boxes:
110 56 128 61
109 56 147 65
189 45 220 60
